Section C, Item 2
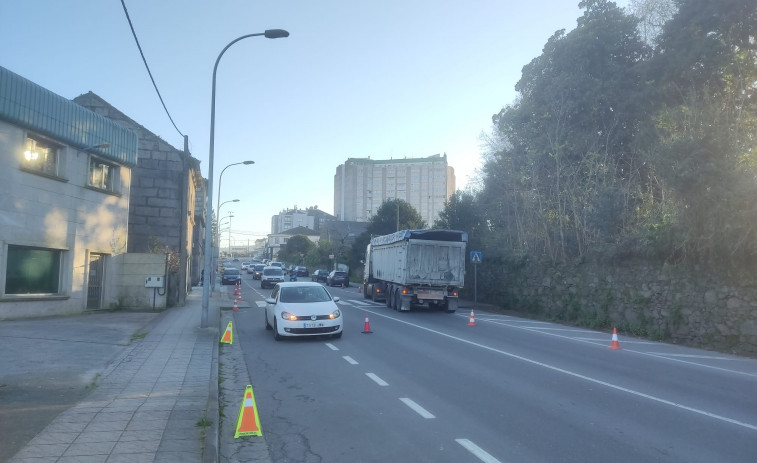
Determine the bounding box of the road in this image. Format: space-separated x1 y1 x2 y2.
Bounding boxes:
230 272 757 462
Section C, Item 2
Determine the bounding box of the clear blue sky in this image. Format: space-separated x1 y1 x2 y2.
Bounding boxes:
1 0 630 243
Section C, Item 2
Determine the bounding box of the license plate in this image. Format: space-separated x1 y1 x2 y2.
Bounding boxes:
304 321 324 328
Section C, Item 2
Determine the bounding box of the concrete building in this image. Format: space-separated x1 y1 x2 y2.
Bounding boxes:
74 92 204 306
334 154 456 226
271 206 336 234
0 67 138 319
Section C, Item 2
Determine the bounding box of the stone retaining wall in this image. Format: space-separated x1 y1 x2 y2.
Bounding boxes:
501 260 757 356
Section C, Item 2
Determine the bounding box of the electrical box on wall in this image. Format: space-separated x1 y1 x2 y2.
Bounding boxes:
145 276 164 288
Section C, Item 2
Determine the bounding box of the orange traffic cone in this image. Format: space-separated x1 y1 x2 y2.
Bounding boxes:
232 298 239 311
468 310 476 326
220 321 233 344
609 327 621 350
234 385 262 437
358 285 362 293
341 283 345 289
362 314 373 333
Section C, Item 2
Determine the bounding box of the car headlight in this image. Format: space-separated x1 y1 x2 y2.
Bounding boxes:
329 309 341 319
281 311 298 321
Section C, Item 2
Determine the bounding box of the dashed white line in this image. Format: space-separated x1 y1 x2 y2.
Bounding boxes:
399 398 435 419
325 343 339 351
343 356 358 365
366 373 389 386
455 439 503 463
351 307 757 431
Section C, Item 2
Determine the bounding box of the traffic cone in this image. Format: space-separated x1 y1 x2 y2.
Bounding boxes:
609 327 621 350
234 385 262 438
341 283 345 289
232 298 239 311
220 321 233 344
358 286 362 293
234 284 240 296
468 310 476 326
362 314 373 333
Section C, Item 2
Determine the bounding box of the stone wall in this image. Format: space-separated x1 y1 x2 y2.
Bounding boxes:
500 259 757 356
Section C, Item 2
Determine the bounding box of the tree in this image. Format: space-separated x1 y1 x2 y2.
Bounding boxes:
276 235 314 265
367 199 426 236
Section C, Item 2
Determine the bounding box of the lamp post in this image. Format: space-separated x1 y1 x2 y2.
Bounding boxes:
212 198 240 291
202 29 289 328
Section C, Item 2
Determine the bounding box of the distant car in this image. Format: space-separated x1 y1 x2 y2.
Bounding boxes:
269 261 284 270
241 262 251 271
233 258 239 262
264 282 342 340
221 268 241 285
261 266 286 289
311 270 329 282
250 264 265 280
295 266 309 277
327 270 349 287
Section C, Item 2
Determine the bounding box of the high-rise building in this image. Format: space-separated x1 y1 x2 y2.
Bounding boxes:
334 154 456 225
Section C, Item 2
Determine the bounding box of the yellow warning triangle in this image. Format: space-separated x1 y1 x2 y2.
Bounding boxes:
235 385 262 437
220 321 233 344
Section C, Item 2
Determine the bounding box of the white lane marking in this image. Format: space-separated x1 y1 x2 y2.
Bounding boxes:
399 398 435 419
456 311 757 378
366 373 389 386
343 356 358 365
350 306 757 431
647 353 735 360
350 300 373 306
325 343 339 351
255 301 266 308
455 439 503 463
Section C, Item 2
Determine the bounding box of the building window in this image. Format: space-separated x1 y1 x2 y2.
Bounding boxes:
5 245 62 294
22 136 59 176
89 156 119 192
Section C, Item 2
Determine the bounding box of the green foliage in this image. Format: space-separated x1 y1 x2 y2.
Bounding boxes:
367 199 426 236
276 235 315 265
435 0 757 308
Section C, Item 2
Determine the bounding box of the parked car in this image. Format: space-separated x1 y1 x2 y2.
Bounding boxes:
221 268 241 285
250 264 265 278
295 266 309 277
327 270 349 287
311 270 329 282
264 282 342 340
261 266 286 289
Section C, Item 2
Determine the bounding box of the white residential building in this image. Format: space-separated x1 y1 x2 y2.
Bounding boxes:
334 154 456 225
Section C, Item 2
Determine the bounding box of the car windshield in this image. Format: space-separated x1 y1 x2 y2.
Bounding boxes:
254 265 265 270
264 268 283 276
334 272 346 277
225 269 239 275
279 286 331 303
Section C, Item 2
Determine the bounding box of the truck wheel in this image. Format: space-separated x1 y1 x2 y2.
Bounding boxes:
393 291 400 311
385 286 393 308
363 284 369 299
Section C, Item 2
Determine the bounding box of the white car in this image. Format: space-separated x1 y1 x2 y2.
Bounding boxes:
265 282 343 340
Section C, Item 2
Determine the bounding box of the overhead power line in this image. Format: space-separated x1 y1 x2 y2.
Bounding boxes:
120 0 184 138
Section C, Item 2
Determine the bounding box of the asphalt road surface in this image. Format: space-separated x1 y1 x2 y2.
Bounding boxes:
231 274 757 463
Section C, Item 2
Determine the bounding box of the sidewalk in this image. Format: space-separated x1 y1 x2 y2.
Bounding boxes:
5 286 232 463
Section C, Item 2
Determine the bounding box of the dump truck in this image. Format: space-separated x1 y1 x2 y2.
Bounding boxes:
362 229 467 311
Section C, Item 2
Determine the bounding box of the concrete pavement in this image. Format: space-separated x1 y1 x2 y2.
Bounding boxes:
1 282 267 463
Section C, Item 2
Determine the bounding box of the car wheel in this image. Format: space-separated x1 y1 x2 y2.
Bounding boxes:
264 310 272 330
273 319 281 341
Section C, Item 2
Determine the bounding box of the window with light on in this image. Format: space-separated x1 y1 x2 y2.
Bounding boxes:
23 136 59 176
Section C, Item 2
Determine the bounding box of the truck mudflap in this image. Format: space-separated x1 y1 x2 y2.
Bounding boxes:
445 297 458 313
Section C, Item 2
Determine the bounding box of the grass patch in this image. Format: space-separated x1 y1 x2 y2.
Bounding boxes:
130 331 147 342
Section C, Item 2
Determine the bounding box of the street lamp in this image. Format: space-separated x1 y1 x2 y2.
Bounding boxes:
202 29 289 328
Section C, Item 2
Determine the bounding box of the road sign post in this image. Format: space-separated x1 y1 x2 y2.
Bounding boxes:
470 252 482 311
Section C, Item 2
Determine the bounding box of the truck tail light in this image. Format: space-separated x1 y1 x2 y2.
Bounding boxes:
451 291 458 297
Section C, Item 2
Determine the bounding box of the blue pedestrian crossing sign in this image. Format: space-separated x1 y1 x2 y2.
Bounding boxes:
470 251 482 263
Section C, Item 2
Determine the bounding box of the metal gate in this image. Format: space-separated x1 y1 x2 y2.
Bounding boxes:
87 253 104 310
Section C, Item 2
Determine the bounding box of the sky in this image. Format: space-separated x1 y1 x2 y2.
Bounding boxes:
1 0 631 244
